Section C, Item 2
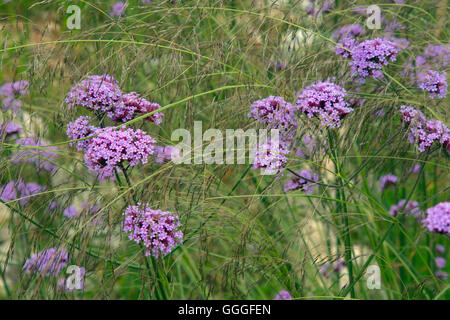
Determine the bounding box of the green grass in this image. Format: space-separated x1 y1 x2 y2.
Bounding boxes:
0 0 448 300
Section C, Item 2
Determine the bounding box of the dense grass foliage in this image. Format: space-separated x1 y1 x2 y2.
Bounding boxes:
0 0 448 300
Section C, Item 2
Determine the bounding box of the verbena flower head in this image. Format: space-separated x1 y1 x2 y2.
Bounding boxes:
248 96 297 140
353 7 368 16
402 44 449 86
154 145 178 163
0 181 17 201
1 80 29 112
274 290 292 300
22 248 69 277
379 174 398 192
400 106 450 152
49 201 60 212
349 38 399 81
423 44 450 69
2 96 22 112
422 202 450 234
64 205 79 218
18 181 46 206
122 204 183 258
84 126 155 179
66 116 97 151
252 138 289 174
417 70 447 99
295 81 352 128
332 24 365 41
0 122 21 138
284 169 319 194
435 257 446 269
0 80 29 97
65 74 122 113
12 137 58 173
388 199 422 220
0 180 45 205
400 105 426 125
436 244 445 255
334 37 357 58
110 92 164 124
111 2 126 17
410 164 421 174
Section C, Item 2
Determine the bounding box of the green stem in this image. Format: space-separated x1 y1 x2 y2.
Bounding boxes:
327 130 354 298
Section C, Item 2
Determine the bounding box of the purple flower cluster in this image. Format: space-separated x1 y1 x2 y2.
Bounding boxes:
402 44 449 88
436 257 446 269
421 44 450 69
65 74 122 113
248 96 297 141
305 0 334 17
111 92 164 124
388 199 423 220
378 174 398 192
436 244 445 255
66 75 163 124
417 70 447 99
154 145 178 163
334 37 357 58
422 202 450 234
332 24 365 41
0 180 46 205
22 248 69 277
66 116 97 151
252 138 289 174
83 126 156 179
19 182 46 206
319 258 346 276
0 80 29 112
12 136 58 173
399 105 426 124
122 204 183 257
295 81 352 128
0 121 22 138
340 38 399 81
273 290 292 300
111 2 126 17
400 106 450 152
0 181 17 202
64 205 79 218
284 169 319 194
